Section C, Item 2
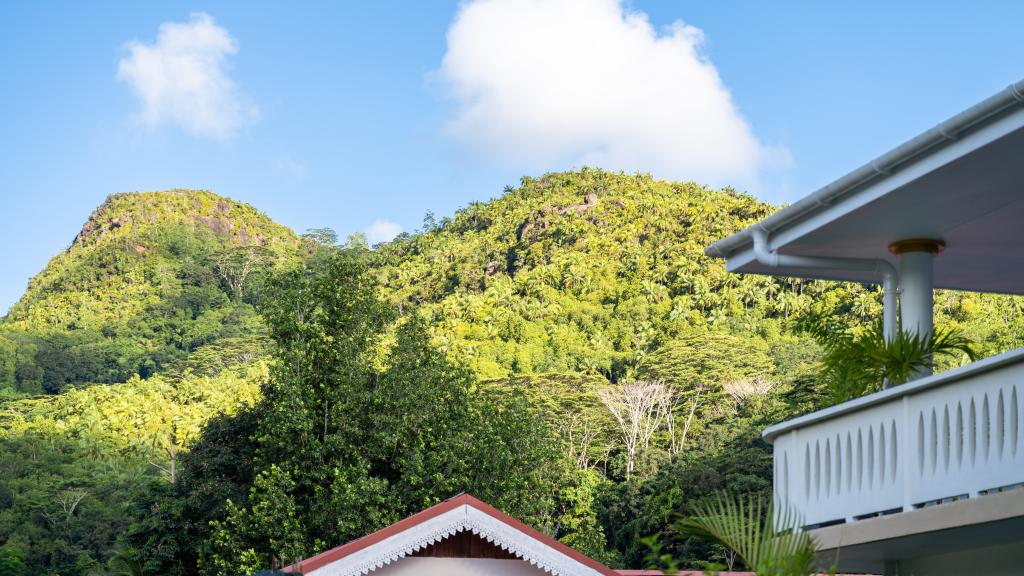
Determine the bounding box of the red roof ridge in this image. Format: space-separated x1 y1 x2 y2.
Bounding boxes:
283 493 620 576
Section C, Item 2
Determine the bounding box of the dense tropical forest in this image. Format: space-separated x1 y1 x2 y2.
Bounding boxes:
2 170 1023 575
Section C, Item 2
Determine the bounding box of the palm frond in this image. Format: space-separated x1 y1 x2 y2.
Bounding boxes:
804 316 978 405
677 493 818 576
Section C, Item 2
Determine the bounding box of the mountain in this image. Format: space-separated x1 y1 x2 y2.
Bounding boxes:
2 172 1023 574
377 169 1024 380
377 169 821 380
0 190 302 395
0 190 301 575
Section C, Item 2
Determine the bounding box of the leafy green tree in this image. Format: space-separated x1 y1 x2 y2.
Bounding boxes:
636 330 774 388
6 174 1024 575
202 251 568 575
205 466 307 575
127 408 261 576
598 391 780 568
0 545 26 576
0 433 159 576
0 337 15 390
301 228 339 247
95 548 146 576
555 469 621 567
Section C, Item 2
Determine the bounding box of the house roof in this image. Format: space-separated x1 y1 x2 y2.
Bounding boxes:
280 493 876 576
705 79 1024 295
282 493 621 576
615 572 863 576
615 572 754 576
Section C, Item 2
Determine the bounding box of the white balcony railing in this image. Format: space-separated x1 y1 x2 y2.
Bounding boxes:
766 347 1024 528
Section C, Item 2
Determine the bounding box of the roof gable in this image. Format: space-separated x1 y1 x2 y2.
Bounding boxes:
283 494 619 576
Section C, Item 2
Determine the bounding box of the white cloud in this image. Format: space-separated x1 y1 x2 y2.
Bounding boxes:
366 219 403 244
438 0 788 190
117 13 257 141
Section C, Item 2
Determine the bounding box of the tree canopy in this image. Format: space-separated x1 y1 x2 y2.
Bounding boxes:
3 172 1024 574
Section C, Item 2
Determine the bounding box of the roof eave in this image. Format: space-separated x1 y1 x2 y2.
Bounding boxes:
705 79 1024 260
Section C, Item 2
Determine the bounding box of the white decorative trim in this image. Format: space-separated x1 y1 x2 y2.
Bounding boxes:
463 506 603 576
304 505 604 576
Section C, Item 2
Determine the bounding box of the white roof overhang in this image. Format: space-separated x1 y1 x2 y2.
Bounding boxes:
288 495 616 576
304 505 607 576
706 80 1024 295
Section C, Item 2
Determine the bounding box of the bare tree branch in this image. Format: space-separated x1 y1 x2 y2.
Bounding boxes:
666 383 703 455
722 376 775 402
566 412 600 470
599 380 674 479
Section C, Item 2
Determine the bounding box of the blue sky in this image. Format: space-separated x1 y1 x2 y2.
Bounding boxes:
2 1 1022 313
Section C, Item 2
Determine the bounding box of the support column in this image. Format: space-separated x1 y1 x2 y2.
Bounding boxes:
889 239 945 378
899 250 934 336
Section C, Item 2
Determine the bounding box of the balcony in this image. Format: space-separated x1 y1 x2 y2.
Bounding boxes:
704 80 1024 572
765 347 1024 570
768 346 1024 527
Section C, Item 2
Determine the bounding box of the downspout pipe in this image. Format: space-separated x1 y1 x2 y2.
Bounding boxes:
751 228 899 346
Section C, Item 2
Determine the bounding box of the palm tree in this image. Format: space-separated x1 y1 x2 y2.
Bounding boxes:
803 316 977 404
677 494 825 576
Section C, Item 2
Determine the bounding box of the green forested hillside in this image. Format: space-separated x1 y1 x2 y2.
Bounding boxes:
2 172 1024 575
0 190 302 574
376 170 784 379
0 190 300 396
377 170 1024 379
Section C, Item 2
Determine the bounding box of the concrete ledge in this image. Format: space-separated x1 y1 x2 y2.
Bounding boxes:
811 487 1024 550
810 488 1024 573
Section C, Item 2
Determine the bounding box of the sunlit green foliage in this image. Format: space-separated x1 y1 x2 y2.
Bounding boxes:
0 359 263 574
199 250 570 575
1 190 300 394
375 169 789 379
0 190 290 574
598 387 782 569
802 314 979 404
2 174 1024 575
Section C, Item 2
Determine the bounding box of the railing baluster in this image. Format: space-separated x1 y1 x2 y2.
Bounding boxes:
1012 386 1019 458
942 405 950 473
902 397 912 511
956 402 964 469
835 433 842 496
970 398 977 467
857 428 863 492
775 359 1024 527
983 394 991 462
846 431 853 493
997 389 1006 460
891 419 898 485
804 443 811 502
879 423 887 486
815 440 821 501
917 412 925 478
867 427 875 490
